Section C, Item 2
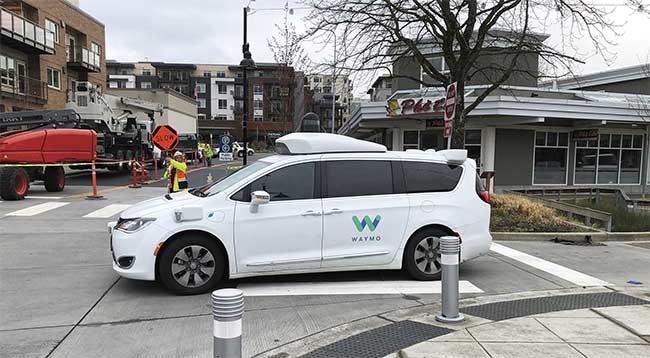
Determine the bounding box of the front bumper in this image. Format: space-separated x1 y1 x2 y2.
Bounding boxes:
109 221 166 281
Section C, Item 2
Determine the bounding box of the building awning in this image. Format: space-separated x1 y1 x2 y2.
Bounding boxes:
340 85 650 135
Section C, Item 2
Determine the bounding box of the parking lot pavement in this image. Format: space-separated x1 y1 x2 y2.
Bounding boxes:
1 184 648 357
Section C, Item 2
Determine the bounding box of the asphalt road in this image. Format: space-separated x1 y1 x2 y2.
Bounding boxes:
1 170 648 357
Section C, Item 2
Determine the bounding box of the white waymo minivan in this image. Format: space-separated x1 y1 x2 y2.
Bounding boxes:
110 133 492 294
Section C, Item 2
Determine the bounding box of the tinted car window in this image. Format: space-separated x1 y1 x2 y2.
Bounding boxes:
403 161 463 193
245 162 316 201
326 160 393 198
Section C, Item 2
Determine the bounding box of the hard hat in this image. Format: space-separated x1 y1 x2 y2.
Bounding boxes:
174 151 183 157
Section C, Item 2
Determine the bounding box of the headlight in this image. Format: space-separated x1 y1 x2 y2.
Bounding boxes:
116 218 156 233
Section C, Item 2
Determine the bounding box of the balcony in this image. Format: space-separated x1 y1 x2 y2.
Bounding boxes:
66 45 101 72
1 74 48 103
0 8 55 55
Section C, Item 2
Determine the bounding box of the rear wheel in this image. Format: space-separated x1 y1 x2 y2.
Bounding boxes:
0 167 30 200
404 228 446 280
44 166 65 192
158 234 225 295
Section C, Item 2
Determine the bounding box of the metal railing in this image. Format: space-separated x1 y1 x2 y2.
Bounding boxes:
1 8 55 52
0 74 48 102
66 45 101 71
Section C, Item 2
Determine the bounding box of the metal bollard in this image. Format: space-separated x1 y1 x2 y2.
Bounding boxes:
212 289 244 358
435 236 465 323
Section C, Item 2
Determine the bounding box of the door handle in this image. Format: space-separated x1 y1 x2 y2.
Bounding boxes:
324 208 344 215
301 210 322 216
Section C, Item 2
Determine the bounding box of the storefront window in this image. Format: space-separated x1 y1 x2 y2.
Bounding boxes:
534 131 568 185
574 133 644 185
464 129 481 166
403 130 419 150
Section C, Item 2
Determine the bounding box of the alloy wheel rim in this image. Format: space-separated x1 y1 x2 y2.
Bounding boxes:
414 236 442 274
15 172 28 195
171 245 216 288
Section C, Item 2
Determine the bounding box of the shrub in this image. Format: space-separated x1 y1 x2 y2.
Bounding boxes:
490 194 580 232
575 197 650 232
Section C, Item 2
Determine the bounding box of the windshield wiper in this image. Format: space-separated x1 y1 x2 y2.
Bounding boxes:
189 188 207 197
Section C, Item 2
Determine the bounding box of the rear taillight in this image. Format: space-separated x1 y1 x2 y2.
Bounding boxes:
479 191 491 205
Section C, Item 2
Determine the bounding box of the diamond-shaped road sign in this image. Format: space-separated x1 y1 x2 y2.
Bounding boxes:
152 125 179 151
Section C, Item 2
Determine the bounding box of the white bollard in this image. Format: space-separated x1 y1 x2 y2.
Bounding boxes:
435 236 465 323
212 288 244 358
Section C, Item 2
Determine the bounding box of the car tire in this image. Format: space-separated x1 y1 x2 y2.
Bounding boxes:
0 167 29 200
237 151 244 158
44 166 65 192
403 228 447 281
158 234 225 295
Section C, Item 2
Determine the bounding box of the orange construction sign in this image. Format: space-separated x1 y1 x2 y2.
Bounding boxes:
152 125 179 151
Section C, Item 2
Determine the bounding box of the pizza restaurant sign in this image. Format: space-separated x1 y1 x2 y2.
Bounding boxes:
386 96 446 117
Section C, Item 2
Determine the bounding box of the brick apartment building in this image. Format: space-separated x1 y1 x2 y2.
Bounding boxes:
1 0 105 112
107 61 304 148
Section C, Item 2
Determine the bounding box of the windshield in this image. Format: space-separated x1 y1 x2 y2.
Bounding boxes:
196 161 271 197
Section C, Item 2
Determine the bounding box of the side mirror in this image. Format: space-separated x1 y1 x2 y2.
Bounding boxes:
250 190 270 213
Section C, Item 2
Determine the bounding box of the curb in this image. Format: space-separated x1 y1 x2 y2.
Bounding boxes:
491 231 650 242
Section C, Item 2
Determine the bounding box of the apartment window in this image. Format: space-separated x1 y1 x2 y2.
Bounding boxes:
198 114 206 120
575 133 644 185
280 87 289 97
45 18 59 43
140 82 152 89
323 86 332 93
142 70 152 76
464 129 482 166
253 100 263 110
534 131 569 185
197 98 206 108
426 56 448 74
1 55 16 87
91 42 101 55
203 71 212 77
313 77 321 83
218 99 228 109
215 115 227 121
196 83 206 93
257 71 264 77
218 84 227 94
47 67 61 89
254 115 263 121
216 71 226 78
253 85 263 95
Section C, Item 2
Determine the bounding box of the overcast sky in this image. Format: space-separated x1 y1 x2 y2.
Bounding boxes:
80 0 649 96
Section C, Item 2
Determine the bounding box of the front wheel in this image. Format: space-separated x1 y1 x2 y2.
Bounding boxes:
158 234 225 295
403 228 446 280
0 167 30 200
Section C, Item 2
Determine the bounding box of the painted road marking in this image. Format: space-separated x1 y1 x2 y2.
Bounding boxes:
25 196 63 200
83 204 132 218
490 243 610 287
238 280 483 296
6 202 70 217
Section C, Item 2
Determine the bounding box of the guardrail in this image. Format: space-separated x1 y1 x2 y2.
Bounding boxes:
508 191 613 231
0 8 55 52
519 187 650 209
0 75 48 102
66 45 101 71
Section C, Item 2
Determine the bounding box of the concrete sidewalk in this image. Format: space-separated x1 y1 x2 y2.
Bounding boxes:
259 286 650 358
388 305 650 358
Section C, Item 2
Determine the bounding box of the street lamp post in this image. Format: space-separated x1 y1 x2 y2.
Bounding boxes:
331 33 336 134
240 6 256 166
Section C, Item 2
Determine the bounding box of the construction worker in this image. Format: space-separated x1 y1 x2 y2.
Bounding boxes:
204 143 214 167
163 151 188 193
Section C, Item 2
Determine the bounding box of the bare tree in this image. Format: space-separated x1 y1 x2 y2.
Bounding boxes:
302 0 647 148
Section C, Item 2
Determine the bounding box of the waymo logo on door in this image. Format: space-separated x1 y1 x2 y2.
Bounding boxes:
352 215 381 232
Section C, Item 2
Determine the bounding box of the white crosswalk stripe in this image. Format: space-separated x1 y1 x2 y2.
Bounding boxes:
83 204 132 218
24 196 63 200
238 280 483 296
490 243 610 286
5 202 70 217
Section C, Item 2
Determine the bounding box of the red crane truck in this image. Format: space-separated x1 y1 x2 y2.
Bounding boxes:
0 109 96 200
